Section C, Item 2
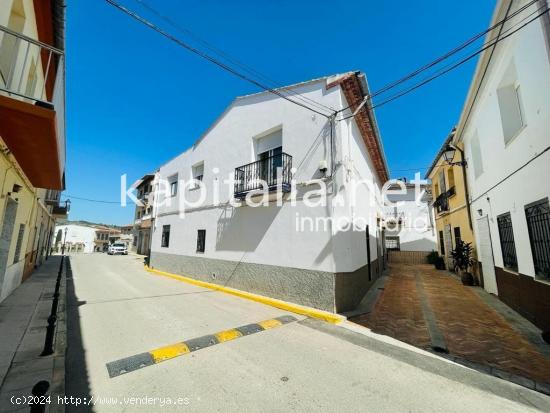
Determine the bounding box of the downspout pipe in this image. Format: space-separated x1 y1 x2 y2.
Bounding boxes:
450 144 473 230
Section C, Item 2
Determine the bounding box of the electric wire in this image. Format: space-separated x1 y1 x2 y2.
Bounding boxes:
338 4 549 121
337 0 541 114
104 0 334 118
131 0 338 115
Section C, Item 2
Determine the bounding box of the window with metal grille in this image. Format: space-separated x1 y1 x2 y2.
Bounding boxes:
497 212 518 271
161 225 170 248
13 224 25 264
196 230 206 253
525 199 550 278
385 236 400 251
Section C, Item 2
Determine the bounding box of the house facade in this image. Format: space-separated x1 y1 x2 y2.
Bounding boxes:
53 224 96 254
453 0 550 331
148 72 389 313
384 182 436 253
132 174 155 255
0 0 67 302
427 130 477 272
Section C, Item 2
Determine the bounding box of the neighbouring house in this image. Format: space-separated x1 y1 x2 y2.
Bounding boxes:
53 224 96 254
131 173 155 255
384 181 436 263
426 129 477 273
147 71 390 313
120 224 134 247
0 0 67 302
94 227 121 252
451 0 550 332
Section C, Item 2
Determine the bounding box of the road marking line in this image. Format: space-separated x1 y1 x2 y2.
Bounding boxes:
106 315 297 378
144 265 346 324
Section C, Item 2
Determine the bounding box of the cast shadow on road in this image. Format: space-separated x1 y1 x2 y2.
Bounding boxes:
65 257 94 413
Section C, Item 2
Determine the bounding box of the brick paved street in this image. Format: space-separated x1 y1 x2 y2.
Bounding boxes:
351 263 550 385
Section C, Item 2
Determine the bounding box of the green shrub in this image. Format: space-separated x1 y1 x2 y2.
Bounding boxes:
427 250 439 264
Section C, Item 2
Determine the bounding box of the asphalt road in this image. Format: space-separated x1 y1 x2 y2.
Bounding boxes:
65 253 550 412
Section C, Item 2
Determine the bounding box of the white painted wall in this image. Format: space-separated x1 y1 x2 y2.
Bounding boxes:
458 0 550 283
386 185 437 252
151 76 386 273
54 224 96 254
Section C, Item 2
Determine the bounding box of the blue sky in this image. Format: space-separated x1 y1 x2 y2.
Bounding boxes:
65 0 495 225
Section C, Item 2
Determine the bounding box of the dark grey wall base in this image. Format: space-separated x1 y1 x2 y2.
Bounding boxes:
335 257 383 312
150 252 336 311
150 252 380 313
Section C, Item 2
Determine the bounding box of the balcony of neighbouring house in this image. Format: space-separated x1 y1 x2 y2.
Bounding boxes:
52 200 70 218
44 189 61 205
234 153 292 199
384 208 405 230
433 189 453 214
0 24 65 190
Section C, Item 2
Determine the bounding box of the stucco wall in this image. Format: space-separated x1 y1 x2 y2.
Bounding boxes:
54 224 97 254
460 2 550 282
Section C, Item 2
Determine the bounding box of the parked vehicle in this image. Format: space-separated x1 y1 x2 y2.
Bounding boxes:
108 243 128 255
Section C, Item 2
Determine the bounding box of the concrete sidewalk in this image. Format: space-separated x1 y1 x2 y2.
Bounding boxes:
0 256 66 412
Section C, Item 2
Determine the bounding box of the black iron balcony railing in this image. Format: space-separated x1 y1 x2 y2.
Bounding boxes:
433 187 455 214
0 24 64 106
234 153 292 199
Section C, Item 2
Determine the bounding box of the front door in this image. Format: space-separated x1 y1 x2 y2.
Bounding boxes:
477 216 498 294
258 146 282 186
444 224 453 269
0 199 18 298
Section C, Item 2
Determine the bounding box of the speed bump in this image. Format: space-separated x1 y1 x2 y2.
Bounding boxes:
106 315 297 378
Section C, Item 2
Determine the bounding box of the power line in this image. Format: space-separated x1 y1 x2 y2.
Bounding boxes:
131 0 338 115
62 195 121 204
338 3 549 121
336 0 540 115
104 0 334 118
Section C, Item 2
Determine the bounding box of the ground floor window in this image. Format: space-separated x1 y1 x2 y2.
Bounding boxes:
385 236 400 251
161 225 170 248
196 229 206 253
497 212 518 271
13 224 25 263
525 198 550 278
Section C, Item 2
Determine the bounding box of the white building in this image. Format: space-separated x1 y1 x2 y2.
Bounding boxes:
149 72 390 312
453 0 550 332
385 183 436 252
53 224 97 254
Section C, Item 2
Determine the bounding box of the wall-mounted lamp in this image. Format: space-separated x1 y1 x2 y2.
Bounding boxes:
12 184 22 193
477 209 483 216
443 145 467 167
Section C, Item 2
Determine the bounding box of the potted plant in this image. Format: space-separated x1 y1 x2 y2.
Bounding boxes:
426 250 439 265
451 240 475 286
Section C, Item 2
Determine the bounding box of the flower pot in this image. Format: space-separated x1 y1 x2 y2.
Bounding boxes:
461 272 474 286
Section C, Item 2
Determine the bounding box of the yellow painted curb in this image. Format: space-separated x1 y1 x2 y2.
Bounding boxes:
144 265 346 324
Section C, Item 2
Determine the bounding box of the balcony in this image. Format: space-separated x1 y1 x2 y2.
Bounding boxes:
52 200 70 218
44 189 61 205
234 153 292 199
433 188 455 214
0 25 65 190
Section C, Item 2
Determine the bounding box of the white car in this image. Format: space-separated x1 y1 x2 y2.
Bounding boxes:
108 243 128 255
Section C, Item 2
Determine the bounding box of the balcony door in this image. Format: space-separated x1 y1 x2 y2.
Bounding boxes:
258 146 282 186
